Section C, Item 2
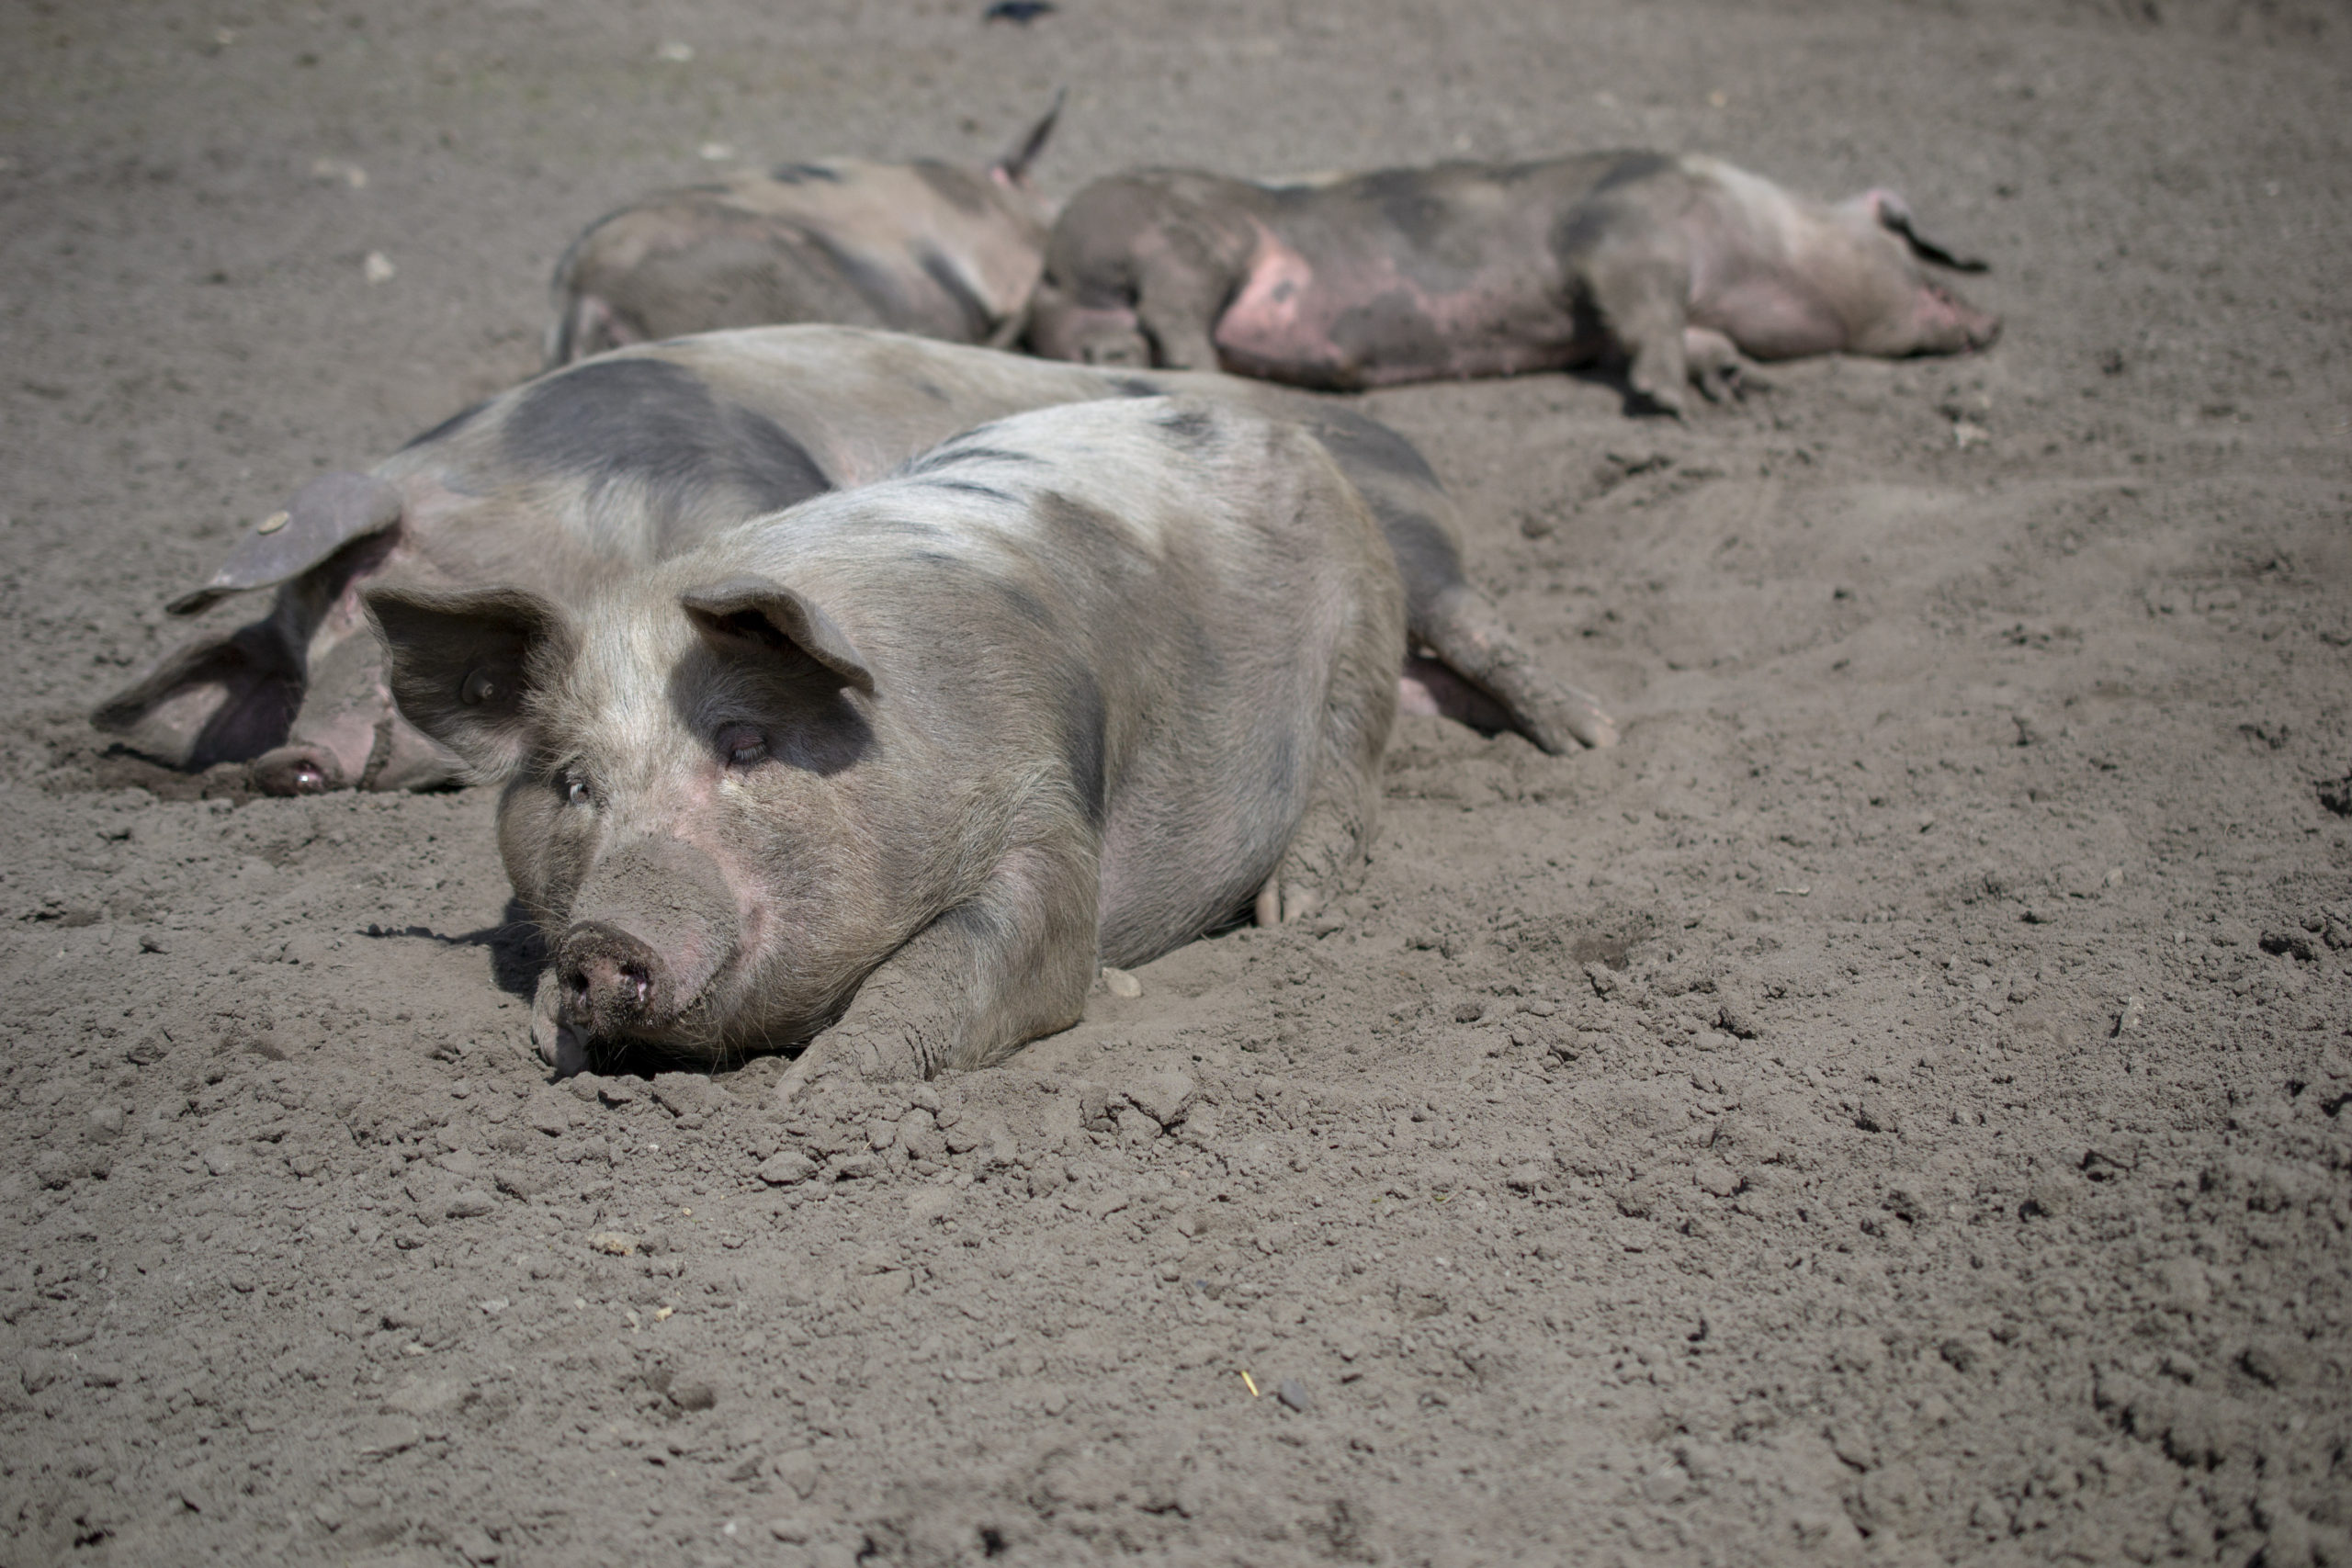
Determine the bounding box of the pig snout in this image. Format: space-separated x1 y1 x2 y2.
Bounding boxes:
557 922 665 1030
550 836 741 1046
1915 281 2001 355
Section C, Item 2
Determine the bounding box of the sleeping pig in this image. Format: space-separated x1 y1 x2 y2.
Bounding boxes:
92 326 1611 796
367 397 1405 1078
1027 151 1999 412
547 97 1063 366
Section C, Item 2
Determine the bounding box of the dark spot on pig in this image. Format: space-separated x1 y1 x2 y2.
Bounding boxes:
1329 289 1447 375
915 479 1019 504
1363 170 1446 243
803 234 917 322
398 395 491 453
1154 405 1217 449
1058 671 1108 829
1031 491 1154 601
1301 405 1442 488
1592 151 1677 194
899 442 1045 478
1110 377 1162 399
913 378 952 404
501 359 830 532
1549 204 1619 267
910 160 991 216
987 581 1054 629
720 405 830 510
917 245 994 341
768 163 842 184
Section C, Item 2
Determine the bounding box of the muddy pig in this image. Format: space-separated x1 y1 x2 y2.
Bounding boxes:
92 326 1610 796
547 96 1062 366
1027 151 1999 412
367 397 1405 1079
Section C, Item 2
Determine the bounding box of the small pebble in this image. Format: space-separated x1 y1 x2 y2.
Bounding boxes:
1277 1378 1313 1413
1101 965 1143 999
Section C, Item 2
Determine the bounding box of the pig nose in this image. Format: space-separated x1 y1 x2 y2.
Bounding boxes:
251 744 344 795
557 921 665 1027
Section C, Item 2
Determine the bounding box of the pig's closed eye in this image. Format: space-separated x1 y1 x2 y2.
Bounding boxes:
717 723 769 768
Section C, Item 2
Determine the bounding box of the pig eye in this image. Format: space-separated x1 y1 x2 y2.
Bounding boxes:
716 724 768 769
561 771 594 809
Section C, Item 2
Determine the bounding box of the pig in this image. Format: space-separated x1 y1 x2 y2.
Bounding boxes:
1026 151 2000 413
92 326 1611 796
366 397 1405 1079
546 96 1063 367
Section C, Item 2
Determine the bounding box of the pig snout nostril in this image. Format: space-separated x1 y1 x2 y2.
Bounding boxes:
620 964 651 1009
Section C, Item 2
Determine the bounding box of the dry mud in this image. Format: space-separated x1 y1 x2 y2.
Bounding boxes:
2 1 2348 1564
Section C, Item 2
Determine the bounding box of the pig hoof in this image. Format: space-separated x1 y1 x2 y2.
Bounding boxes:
252 745 344 795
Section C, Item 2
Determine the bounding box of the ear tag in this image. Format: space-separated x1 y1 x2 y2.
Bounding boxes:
254 511 290 535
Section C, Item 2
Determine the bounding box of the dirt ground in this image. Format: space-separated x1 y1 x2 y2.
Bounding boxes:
3 0 2348 1563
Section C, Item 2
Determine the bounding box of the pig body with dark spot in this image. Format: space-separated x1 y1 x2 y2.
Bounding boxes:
1028 151 1999 413
94 327 1610 796
369 398 1403 1078
547 99 1062 366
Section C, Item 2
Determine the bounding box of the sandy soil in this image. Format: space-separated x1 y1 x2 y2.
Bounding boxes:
3 1 2348 1563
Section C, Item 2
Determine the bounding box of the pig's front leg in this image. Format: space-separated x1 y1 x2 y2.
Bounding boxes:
776 839 1101 1097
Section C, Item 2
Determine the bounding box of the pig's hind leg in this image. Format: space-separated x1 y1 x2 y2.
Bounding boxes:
1683 326 1754 404
775 837 1102 1097
1257 587 1404 926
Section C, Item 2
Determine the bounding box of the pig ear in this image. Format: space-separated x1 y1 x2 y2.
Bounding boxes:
167 472 405 616
364 585 577 776
990 87 1065 185
679 577 875 694
1869 190 1990 274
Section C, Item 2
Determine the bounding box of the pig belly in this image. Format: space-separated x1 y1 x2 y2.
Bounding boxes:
1215 251 1577 388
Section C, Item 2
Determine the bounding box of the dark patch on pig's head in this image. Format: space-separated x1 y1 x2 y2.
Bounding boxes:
1059 670 1108 829
769 163 843 185
367 584 580 778
916 244 994 341
397 394 492 453
910 160 992 217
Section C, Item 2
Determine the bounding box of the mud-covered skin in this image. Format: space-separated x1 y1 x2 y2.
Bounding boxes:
369 399 1404 1079
546 99 1062 366
92 326 1611 795
1029 151 2000 412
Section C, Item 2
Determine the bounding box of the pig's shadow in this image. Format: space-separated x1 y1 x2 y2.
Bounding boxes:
364 899 544 998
